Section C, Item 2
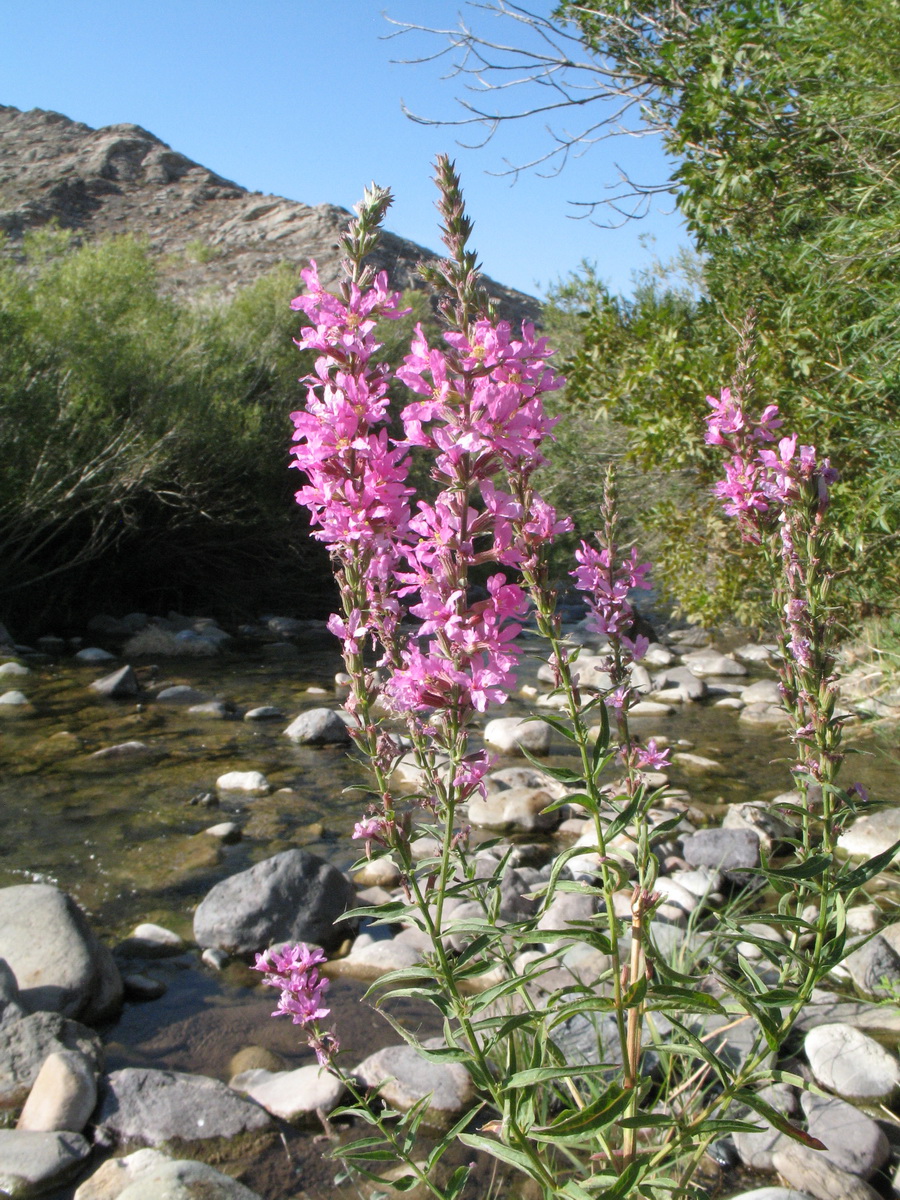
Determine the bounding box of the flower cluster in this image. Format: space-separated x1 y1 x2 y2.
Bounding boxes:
571 542 652 660
253 943 337 1066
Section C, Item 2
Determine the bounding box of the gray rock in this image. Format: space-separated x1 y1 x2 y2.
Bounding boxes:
0 691 30 709
733 644 776 663
243 706 284 722
682 651 747 678
330 937 424 982
467 786 561 833
75 647 116 664
732 1083 797 1170
0 662 29 678
17 1049 97 1134
671 752 722 772
89 741 154 761
739 703 792 728
721 802 796 853
75 1150 264 1200
741 679 783 705
156 685 208 704
354 1044 473 1126
0 1129 90 1196
772 1142 882 1200
188 700 233 718
193 848 356 954
651 666 707 701
800 1091 889 1178
841 933 900 1000
483 717 551 756
122 974 167 1001
283 707 351 745
727 1192 814 1200
230 1064 343 1122
94 1068 271 1147
215 771 269 795
838 807 900 860
681 828 760 874
204 822 241 844
804 1022 900 1101
90 665 139 699
115 923 184 959
0 959 25 1027
0 884 122 1022
0 1012 102 1108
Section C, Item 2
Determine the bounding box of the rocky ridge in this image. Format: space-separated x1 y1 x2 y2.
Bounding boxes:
0 104 540 322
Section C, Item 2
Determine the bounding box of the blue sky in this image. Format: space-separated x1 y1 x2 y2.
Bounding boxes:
0 0 688 299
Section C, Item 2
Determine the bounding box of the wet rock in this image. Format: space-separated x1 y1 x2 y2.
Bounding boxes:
215 771 269 795
115 923 184 959
230 1064 344 1122
90 741 155 761
187 701 232 718
467 786 560 833
156 684 208 704
75 647 116 664
0 1011 102 1108
771 1142 882 1200
681 828 760 875
0 884 122 1023
122 974 167 1001
90 665 139 699
227 1047 285 1079
682 651 747 678
193 848 356 955
804 1022 900 1101
800 1091 889 1178
204 821 241 843
838 807 900 860
94 1067 271 1147
354 1044 474 1126
243 706 284 722
75 1148 264 1200
0 1129 90 1196
16 1049 97 1133
283 707 351 745
841 933 900 1000
483 717 551 756
201 948 228 971
0 662 29 678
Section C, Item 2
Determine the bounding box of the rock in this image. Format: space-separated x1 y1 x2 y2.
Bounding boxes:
0 1011 102 1108
243 706 284 722
682 651 747 678
739 702 792 728
841 933 900 1000
681 828 760 875
721 802 796 853
732 1083 797 1170
227 1046 285 1079
201 948 228 971
90 741 155 761
643 643 676 667
0 662 29 678
0 960 24 1027
846 905 879 936
0 884 122 1022
628 700 675 717
156 684 208 704
0 1129 89 1196
669 866 724 900
771 1142 882 1200
122 974 167 1001
800 1091 889 1178
193 848 356 955
16 1049 97 1133
329 937 424 982
230 1064 343 1122
90 665 139 698
353 856 401 888
733 644 776 663
804 1022 900 1102
727 1192 815 1200
537 889 597 934
74 1149 263 1200
283 708 351 745
215 771 269 795
188 700 232 718
0 691 30 710
204 821 241 843
486 766 568 797
354 1044 474 1126
671 752 722 772
467 786 561 833
482 717 551 756
94 1068 271 1147
838 807 900 859
115 923 184 959
651 667 707 701
75 647 116 663
741 679 783 705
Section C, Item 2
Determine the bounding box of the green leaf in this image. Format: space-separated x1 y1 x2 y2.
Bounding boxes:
645 986 726 1015
457 1132 543 1180
734 1089 827 1150
534 712 578 742
841 839 900 889
762 854 833 882
530 1084 632 1142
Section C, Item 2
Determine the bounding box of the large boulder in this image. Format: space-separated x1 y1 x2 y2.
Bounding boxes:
193 849 356 955
0 885 122 1023
94 1068 271 1147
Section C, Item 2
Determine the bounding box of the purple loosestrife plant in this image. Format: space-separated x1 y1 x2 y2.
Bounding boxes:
280 173 879 1200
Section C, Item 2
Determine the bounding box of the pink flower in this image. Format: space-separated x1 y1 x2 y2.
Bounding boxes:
252 942 333 1033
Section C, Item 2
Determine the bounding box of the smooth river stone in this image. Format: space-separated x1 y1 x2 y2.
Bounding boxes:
482 716 551 756
800 1091 889 1178
215 771 269 794
804 1022 900 1102
0 1129 90 1195
354 1044 474 1126
838 807 900 859
230 1065 343 1122
466 786 560 833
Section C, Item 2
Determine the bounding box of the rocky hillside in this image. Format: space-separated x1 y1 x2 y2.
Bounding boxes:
0 104 539 322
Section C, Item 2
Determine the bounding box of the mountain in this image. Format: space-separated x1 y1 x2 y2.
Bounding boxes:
0 104 540 322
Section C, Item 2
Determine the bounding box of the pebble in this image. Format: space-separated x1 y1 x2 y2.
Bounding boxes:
353 856 401 888
118 923 185 958
671 751 722 772
841 933 900 999
739 703 792 727
0 690 30 708
682 651 747 678
188 700 232 718
741 679 783 705
772 1143 882 1200
201 948 228 971
804 1022 900 1101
